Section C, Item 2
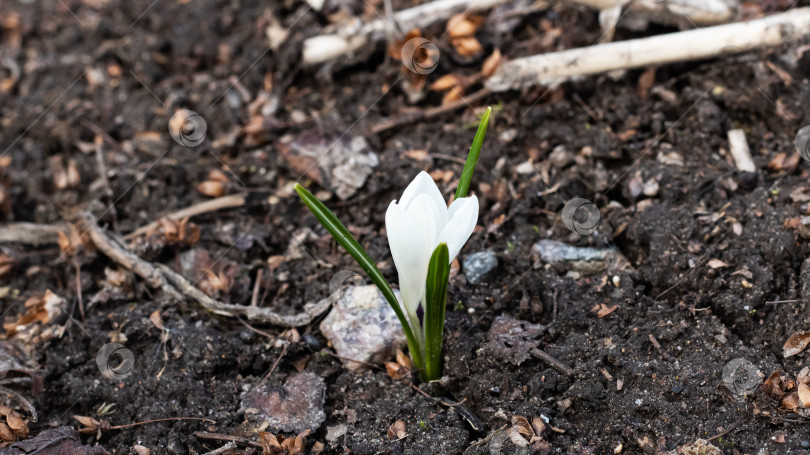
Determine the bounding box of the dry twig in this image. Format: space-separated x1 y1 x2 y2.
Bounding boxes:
487 8 810 92
79 211 331 327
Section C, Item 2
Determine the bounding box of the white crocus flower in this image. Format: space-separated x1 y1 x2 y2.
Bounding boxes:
385 171 479 340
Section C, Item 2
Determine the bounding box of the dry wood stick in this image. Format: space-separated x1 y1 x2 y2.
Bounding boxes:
0 222 67 245
486 8 810 92
124 193 247 240
80 211 331 327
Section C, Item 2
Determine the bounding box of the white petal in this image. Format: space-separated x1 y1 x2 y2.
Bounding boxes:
385 196 438 318
438 195 479 262
399 171 448 219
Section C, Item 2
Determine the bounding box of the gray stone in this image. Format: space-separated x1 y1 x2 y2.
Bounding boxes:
463 251 498 284
320 285 406 371
532 240 632 276
241 372 326 433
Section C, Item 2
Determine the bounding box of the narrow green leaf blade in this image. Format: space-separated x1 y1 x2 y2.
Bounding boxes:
455 106 492 200
423 243 450 381
294 183 424 370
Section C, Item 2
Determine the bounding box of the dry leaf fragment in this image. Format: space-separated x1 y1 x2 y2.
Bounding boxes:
401 149 431 162
197 180 226 198
763 370 785 399
482 48 503 78
387 420 406 440
4 290 65 337
442 86 464 106
798 382 810 407
591 303 618 318
0 423 15 443
48 156 80 189
395 349 412 369
447 13 483 38
707 259 729 269
784 331 810 357
798 367 810 385
260 429 310 455
0 253 15 279
782 392 801 411
531 416 546 437
208 169 229 183
451 36 483 58
57 224 94 256
151 217 200 246
511 416 534 438
430 74 463 91
385 362 406 379
149 310 165 331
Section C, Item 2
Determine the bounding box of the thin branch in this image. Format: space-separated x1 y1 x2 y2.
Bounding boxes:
124 193 247 239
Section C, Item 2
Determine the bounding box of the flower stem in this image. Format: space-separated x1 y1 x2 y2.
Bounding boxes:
294 183 425 371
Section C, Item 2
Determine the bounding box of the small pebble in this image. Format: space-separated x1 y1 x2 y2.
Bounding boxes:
488 386 501 396
802 441 810 449
462 251 498 284
671 384 684 394
302 333 321 351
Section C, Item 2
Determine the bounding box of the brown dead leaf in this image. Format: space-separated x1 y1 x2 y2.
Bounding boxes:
763 370 785 399
768 152 800 171
150 217 200 246
0 422 14 443
401 149 431 162
637 68 656 100
57 224 94 256
442 86 465 106
512 416 534 438
2 426 107 454
591 303 618 318
387 420 406 440
385 362 406 380
0 253 15 279
451 36 482 58
446 13 484 38
784 331 810 357
73 415 105 437
395 349 412 369
197 180 226 198
531 416 546 437
430 74 463 91
798 367 810 385
48 156 80 189
208 169 229 183
482 48 503 78
149 310 165 331
798 382 810 407
707 259 729 269
4 290 65 337
260 429 309 455
783 392 800 411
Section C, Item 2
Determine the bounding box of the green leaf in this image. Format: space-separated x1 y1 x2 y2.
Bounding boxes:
294 183 424 371
455 106 491 200
423 243 450 381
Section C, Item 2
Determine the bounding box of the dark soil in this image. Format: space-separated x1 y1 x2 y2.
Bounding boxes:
2 0 810 453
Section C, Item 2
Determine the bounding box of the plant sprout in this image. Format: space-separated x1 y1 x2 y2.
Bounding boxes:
295 107 491 381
